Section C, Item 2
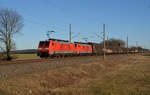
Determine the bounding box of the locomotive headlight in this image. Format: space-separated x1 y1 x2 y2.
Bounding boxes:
45 48 49 50
38 48 42 50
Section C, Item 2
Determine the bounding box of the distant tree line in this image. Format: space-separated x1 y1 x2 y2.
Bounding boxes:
99 38 148 53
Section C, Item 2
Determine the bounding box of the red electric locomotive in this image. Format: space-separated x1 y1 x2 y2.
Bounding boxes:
37 39 92 57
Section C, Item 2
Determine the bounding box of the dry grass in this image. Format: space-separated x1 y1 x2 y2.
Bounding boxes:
0 55 150 95
50 55 150 95
0 89 12 95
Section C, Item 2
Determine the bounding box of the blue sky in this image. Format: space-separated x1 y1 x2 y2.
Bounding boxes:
0 0 150 49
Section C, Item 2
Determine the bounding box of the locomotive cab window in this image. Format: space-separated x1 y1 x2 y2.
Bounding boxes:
75 44 77 48
39 42 45 46
45 42 50 46
52 43 54 46
39 41 49 46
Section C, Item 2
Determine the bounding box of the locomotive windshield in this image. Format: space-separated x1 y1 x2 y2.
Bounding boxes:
45 41 49 46
39 41 50 46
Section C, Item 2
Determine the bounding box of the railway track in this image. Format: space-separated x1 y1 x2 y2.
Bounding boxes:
0 53 142 66
0 55 94 65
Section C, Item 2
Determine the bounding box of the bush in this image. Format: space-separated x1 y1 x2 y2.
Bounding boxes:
0 53 18 61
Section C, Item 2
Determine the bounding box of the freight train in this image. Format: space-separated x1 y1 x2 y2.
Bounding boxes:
37 39 93 57
37 38 141 58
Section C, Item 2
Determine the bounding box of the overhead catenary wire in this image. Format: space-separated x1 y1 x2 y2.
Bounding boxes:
24 17 69 33
40 0 64 11
24 18 55 29
21 0 104 42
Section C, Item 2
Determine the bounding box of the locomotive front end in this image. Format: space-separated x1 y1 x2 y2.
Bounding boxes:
37 41 50 57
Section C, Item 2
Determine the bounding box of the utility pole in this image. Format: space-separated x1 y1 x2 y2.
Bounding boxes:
107 24 109 41
103 24 106 60
136 41 138 53
136 41 138 47
127 36 128 56
136 41 138 48
107 36 109 41
69 24 72 42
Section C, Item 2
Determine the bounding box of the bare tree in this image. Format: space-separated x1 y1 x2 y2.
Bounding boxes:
99 38 126 53
0 9 23 60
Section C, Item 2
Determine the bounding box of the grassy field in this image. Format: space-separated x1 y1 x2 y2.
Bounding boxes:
13 54 40 60
0 53 40 60
0 54 150 95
